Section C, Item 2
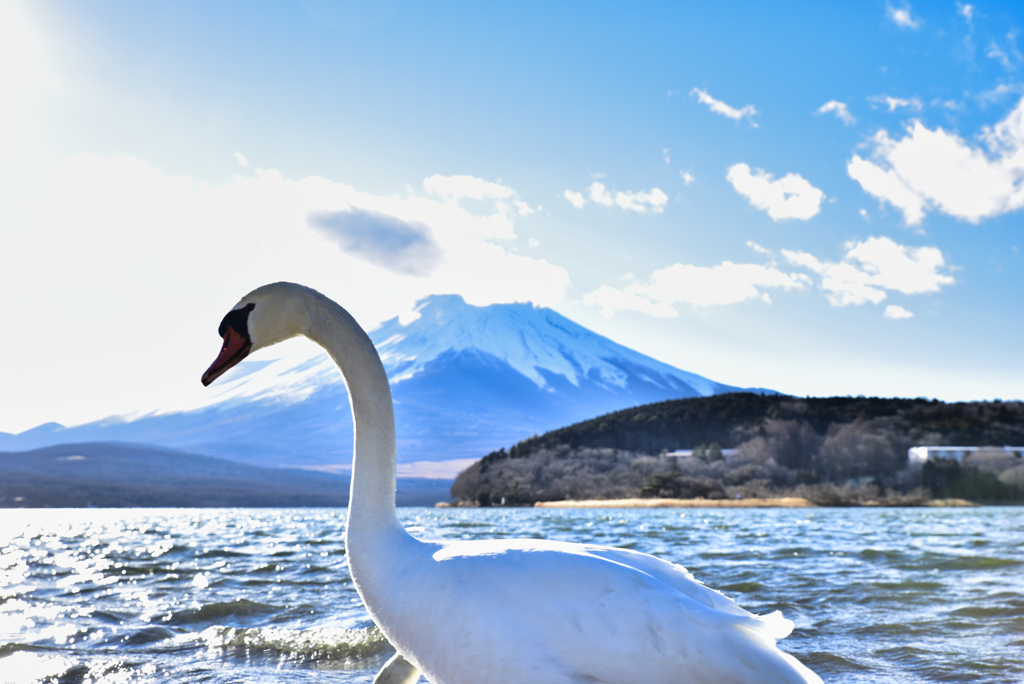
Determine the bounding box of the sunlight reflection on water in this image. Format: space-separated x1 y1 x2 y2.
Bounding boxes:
0 506 1021 683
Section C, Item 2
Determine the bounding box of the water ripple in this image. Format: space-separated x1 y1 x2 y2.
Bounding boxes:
0 506 1021 683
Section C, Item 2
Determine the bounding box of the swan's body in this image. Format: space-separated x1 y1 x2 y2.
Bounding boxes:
202 282 822 684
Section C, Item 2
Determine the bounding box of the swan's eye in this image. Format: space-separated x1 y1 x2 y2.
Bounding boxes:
217 304 254 341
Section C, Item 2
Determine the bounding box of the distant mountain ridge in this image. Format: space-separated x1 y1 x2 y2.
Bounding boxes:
0 443 450 508
1 295 762 468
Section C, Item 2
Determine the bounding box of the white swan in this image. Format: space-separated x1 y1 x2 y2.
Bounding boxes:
201 282 823 684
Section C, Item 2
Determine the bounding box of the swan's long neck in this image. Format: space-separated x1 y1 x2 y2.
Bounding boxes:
302 293 403 540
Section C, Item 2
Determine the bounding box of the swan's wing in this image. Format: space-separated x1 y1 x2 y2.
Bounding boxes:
373 652 420 684
421 539 821 684
580 543 794 639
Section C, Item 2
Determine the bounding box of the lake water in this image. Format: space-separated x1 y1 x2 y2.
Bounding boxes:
1 506 1021 683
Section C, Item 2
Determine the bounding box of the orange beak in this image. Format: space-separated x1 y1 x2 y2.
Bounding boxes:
201 327 252 386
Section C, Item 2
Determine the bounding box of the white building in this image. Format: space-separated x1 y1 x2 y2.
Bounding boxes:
907 445 1024 465
663 448 738 459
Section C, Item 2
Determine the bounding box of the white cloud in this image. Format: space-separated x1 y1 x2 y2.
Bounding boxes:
887 4 921 29
978 83 1024 105
817 100 856 125
615 187 669 213
884 305 914 319
847 155 927 224
589 181 614 206
563 190 585 208
584 285 680 318
0 155 569 432
987 31 1022 71
871 95 923 112
726 163 825 221
681 171 695 185
782 236 954 306
514 200 534 216
564 181 668 213
585 237 952 319
584 261 808 316
958 3 973 22
690 88 759 126
235 152 249 167
848 96 1024 224
746 240 772 255
422 173 539 231
423 174 515 201
528 237 540 248
662 148 671 164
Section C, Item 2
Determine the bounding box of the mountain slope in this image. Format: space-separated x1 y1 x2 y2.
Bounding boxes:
1 295 759 467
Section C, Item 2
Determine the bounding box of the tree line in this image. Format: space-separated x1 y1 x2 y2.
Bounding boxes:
450 394 1024 505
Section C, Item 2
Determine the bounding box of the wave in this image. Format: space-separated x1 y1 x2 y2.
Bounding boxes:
191 624 392 667
167 599 280 625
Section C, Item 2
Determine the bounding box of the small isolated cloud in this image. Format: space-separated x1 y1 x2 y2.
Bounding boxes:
884 304 914 319
681 171 695 186
746 240 772 255
727 163 825 221
871 95 923 112
782 236 954 306
563 190 585 208
690 88 759 126
958 3 973 22
887 4 921 29
565 189 589 208
309 208 443 277
817 100 856 125
584 261 808 317
662 148 671 164
528 237 539 247
234 152 249 167
987 31 1023 71
564 181 668 213
987 43 1010 69
848 95 1024 224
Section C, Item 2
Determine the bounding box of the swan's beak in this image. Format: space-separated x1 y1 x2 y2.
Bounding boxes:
201 327 252 386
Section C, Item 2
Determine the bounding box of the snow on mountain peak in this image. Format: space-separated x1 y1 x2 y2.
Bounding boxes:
163 294 722 416
369 294 718 395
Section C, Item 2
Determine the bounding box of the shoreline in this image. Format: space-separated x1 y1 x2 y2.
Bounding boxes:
533 497 815 508
527 496 979 509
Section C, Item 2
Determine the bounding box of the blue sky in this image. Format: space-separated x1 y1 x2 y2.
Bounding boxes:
2 0 1023 434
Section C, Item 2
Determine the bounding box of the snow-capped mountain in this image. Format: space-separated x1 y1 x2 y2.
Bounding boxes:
1 295 759 467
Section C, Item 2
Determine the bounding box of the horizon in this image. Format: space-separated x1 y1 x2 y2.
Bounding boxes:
3 0 1023 435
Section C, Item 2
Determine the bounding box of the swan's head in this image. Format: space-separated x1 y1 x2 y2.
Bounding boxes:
201 282 313 386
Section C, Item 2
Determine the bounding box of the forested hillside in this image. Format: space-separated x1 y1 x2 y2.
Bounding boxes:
451 394 1024 505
